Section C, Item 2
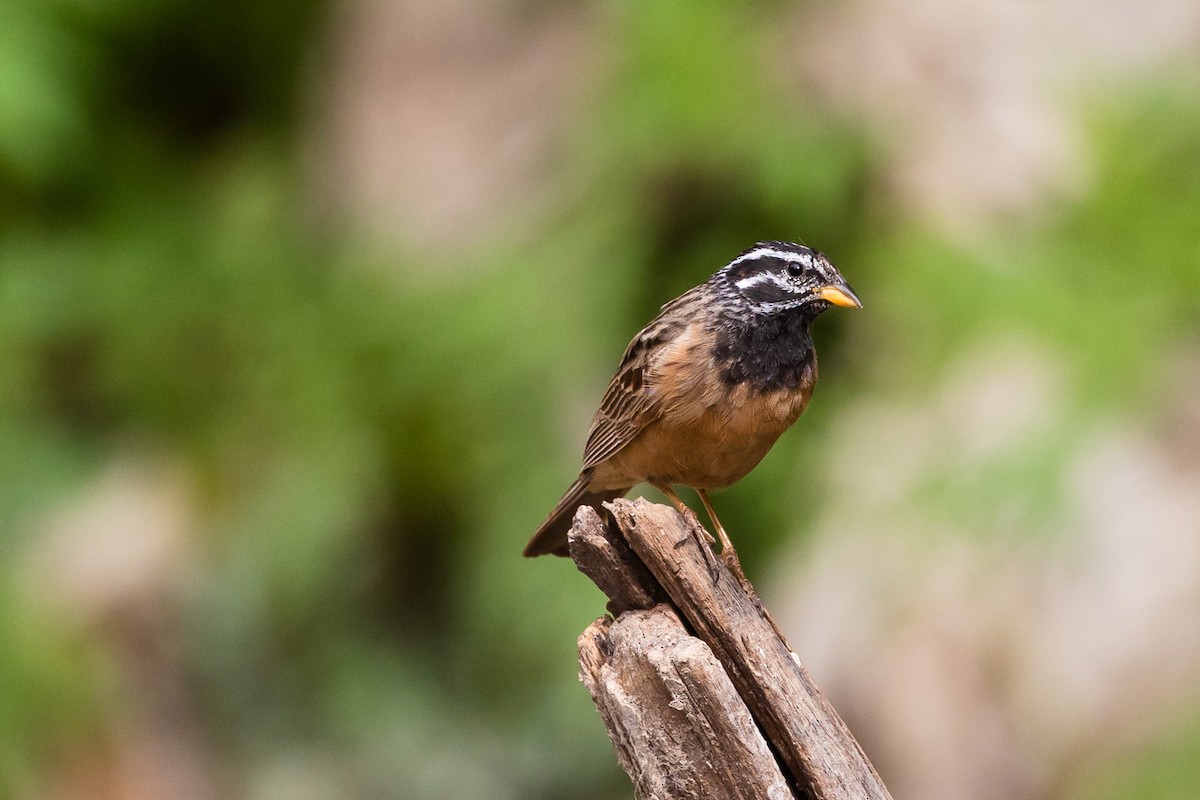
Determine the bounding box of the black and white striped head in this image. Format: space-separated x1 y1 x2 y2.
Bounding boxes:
718 241 861 317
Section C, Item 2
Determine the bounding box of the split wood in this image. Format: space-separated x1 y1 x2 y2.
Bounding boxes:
569 498 892 800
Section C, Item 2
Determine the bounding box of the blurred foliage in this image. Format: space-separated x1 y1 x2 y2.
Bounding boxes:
0 586 100 796
1070 709 1200 800
0 0 1198 798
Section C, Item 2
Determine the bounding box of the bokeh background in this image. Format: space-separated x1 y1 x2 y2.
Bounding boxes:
2 1 1199 798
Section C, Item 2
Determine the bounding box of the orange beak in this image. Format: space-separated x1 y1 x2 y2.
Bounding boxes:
817 284 863 308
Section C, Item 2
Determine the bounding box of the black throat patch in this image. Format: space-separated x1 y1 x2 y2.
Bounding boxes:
711 312 816 392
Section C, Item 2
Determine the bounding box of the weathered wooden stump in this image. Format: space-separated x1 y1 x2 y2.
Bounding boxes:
569 498 892 800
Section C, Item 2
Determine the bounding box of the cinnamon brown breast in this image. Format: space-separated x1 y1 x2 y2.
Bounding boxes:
590 321 818 491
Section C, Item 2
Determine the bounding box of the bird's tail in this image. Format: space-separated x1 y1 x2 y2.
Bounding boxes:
523 477 629 557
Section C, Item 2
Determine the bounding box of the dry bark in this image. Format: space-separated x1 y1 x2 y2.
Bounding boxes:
579 607 794 800
570 499 892 800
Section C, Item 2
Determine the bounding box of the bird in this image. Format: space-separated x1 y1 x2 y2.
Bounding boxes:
523 240 861 565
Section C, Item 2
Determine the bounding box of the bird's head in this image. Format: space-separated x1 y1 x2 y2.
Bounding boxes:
717 241 861 317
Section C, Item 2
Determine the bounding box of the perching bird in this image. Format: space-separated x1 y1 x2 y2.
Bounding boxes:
524 241 860 563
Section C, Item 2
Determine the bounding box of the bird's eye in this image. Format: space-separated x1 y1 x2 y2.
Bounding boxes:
786 263 803 278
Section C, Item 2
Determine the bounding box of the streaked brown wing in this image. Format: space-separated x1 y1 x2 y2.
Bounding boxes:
581 356 656 470
580 286 703 470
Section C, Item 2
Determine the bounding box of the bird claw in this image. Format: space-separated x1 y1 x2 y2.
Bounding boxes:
721 546 748 585
698 535 723 586
690 521 725 586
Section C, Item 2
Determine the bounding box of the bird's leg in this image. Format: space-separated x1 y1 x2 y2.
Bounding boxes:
697 489 746 581
656 484 714 543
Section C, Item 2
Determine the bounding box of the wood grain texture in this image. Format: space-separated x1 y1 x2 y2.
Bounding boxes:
569 505 665 615
578 607 795 800
570 497 892 800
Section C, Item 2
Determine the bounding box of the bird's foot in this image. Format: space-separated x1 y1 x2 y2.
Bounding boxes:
697 536 723 585
692 521 723 586
720 546 748 586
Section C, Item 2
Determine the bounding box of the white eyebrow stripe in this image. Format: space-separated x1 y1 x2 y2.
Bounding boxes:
734 271 789 291
726 247 812 269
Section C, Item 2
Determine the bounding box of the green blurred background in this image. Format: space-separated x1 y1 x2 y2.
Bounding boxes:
2 1 1199 798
